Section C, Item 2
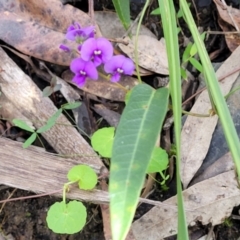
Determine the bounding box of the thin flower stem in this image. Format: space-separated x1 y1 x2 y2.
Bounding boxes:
134 0 151 84
98 71 128 92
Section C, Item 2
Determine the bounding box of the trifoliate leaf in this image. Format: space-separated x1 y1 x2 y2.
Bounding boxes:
147 147 169 173
46 201 87 234
91 127 115 158
67 165 98 190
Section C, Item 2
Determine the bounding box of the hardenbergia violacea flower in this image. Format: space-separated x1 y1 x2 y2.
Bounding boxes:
104 55 135 82
70 58 98 87
81 37 113 67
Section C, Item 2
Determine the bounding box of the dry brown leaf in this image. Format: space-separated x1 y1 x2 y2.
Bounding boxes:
191 152 234 185
62 70 138 102
95 11 157 39
0 0 101 65
213 0 240 51
180 45 240 189
118 35 169 75
132 170 240 239
218 17 240 52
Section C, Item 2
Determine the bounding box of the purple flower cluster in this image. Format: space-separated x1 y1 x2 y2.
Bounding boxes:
60 22 135 87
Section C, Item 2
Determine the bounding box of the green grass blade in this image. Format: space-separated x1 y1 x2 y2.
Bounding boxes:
158 0 189 239
180 0 240 180
112 0 131 29
110 84 169 240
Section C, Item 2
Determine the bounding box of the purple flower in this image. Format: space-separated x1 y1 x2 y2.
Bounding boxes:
104 55 135 82
66 22 95 44
59 44 70 52
81 38 113 67
70 58 98 87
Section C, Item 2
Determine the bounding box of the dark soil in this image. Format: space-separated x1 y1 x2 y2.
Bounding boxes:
0 187 104 240
1 0 240 239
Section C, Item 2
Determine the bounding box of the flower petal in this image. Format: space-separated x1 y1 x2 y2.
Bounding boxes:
122 58 135 75
104 55 125 73
96 38 113 63
81 26 95 38
111 72 121 82
70 58 86 74
93 55 102 67
84 61 98 79
59 44 70 52
81 38 96 61
72 74 86 87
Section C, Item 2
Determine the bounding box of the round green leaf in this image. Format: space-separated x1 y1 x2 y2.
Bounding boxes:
67 165 98 190
147 147 169 173
46 200 87 234
91 127 115 158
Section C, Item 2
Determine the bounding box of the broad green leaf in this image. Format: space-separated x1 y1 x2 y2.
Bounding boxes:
112 0 130 29
46 201 87 234
91 127 115 158
110 84 169 240
13 119 35 132
23 132 37 148
147 147 168 173
67 165 97 190
189 57 203 72
151 7 161 15
62 101 81 110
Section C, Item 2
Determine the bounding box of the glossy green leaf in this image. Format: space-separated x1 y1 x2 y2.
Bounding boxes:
46 201 87 234
147 147 168 173
112 0 130 29
67 165 98 190
23 132 37 148
13 119 35 132
110 84 169 240
62 101 81 110
91 127 115 158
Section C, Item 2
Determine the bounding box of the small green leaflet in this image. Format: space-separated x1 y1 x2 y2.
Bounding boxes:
91 127 115 158
12 119 35 132
23 132 37 148
67 165 98 190
62 101 81 110
46 201 87 234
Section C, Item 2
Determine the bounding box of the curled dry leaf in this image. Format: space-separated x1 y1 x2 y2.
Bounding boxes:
132 170 240 239
0 0 101 65
213 0 240 51
118 35 169 75
62 70 138 102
